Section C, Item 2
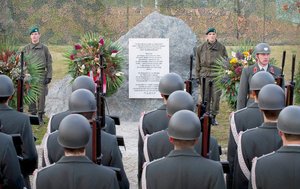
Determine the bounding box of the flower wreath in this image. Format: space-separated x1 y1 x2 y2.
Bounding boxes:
0 45 44 108
65 32 124 96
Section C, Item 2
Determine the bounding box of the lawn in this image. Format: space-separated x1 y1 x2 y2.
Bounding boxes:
33 45 300 147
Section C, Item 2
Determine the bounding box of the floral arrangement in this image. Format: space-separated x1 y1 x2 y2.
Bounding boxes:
65 32 124 96
212 46 256 109
0 43 44 108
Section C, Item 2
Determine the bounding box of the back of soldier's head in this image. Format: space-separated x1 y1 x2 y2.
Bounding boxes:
258 84 285 111
167 110 201 141
58 114 91 149
250 71 275 91
167 91 194 116
69 89 96 114
72 76 95 93
158 73 184 96
0 75 15 99
278 106 300 136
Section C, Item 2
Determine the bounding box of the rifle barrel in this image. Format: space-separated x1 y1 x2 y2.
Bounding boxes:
281 51 286 75
291 54 296 82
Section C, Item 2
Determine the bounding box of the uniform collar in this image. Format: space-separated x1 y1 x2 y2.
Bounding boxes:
57 155 93 163
278 145 300 153
247 102 259 109
158 104 167 110
260 122 277 129
167 148 200 158
29 42 43 49
0 104 13 111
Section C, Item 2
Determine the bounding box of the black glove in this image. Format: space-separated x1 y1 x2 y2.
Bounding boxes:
44 78 51 85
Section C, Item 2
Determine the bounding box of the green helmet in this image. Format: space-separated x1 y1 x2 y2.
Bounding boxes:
254 43 271 56
258 84 285 110
0 75 15 97
278 106 300 135
250 71 275 90
158 73 184 95
167 91 194 116
168 110 201 140
69 89 96 113
58 114 91 149
72 76 95 93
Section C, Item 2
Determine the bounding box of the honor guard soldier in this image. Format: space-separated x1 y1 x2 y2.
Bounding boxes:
233 84 285 189
23 27 53 122
144 90 220 163
34 114 119 189
138 72 184 185
47 75 116 135
226 71 275 188
43 89 129 189
0 75 38 189
0 132 25 189
237 43 284 110
250 106 300 189
142 110 225 189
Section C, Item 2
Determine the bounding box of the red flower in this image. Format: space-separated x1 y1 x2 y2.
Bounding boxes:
74 43 82 50
111 50 118 54
234 66 243 76
70 54 75 60
99 38 104 46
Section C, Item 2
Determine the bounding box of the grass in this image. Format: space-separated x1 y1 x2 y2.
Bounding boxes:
32 45 300 146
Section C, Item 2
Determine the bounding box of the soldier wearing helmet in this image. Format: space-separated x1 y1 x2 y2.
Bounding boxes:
43 89 129 189
47 75 116 135
142 110 225 189
138 72 184 184
0 75 38 189
35 114 119 189
237 43 284 110
234 84 285 189
250 106 300 189
226 71 275 188
143 90 220 164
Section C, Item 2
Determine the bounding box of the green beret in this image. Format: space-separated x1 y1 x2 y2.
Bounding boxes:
206 27 216 35
30 27 39 35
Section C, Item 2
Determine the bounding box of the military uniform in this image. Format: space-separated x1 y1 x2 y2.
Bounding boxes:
142 149 225 189
43 129 129 189
0 132 25 189
34 156 119 189
137 104 169 182
23 42 52 116
249 145 300 189
0 104 38 188
233 123 282 189
47 110 116 135
226 102 263 188
144 130 220 162
195 40 228 116
236 63 282 110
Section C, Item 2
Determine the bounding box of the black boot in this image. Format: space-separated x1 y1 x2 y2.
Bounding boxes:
38 113 44 124
211 115 219 126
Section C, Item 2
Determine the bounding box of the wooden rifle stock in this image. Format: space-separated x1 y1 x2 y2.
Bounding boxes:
17 52 24 112
276 51 286 87
185 55 193 94
286 54 296 106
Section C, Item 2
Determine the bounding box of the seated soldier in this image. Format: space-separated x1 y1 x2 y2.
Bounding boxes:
42 89 129 189
142 110 225 189
144 90 220 163
34 114 119 189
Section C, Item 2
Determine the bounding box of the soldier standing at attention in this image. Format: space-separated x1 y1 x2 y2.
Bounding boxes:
138 72 184 185
142 110 225 189
34 114 119 189
226 71 275 188
233 84 285 189
249 106 300 189
0 75 38 189
237 43 283 110
23 26 53 122
195 27 228 125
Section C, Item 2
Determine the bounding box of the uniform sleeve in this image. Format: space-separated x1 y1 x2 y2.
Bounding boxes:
209 136 220 161
20 116 38 176
104 116 116 135
2 136 25 189
237 67 249 110
44 45 52 79
195 46 201 79
211 164 226 189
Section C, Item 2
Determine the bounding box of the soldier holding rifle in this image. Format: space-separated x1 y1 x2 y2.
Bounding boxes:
0 75 38 189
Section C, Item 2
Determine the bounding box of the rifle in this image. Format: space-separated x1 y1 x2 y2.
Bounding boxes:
285 54 296 106
276 51 286 87
197 77 207 119
185 55 193 94
17 52 24 112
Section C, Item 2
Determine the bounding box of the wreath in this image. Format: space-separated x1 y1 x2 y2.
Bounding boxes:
0 43 44 108
65 32 124 96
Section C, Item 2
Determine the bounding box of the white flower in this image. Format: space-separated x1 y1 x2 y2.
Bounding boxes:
225 70 232 75
231 51 236 58
79 65 85 73
115 72 124 76
111 53 117 58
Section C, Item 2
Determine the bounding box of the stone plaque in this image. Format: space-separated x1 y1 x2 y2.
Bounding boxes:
129 38 169 98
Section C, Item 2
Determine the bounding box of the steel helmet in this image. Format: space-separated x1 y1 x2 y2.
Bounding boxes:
158 73 184 95
0 75 15 97
69 89 96 113
250 71 275 90
258 84 285 110
278 106 300 135
167 91 194 116
254 43 271 56
72 76 95 93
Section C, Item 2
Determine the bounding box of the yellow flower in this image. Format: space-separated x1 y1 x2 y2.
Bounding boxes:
243 51 250 57
230 58 238 64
